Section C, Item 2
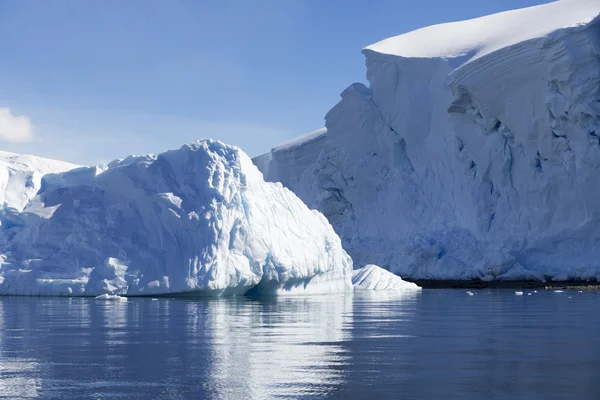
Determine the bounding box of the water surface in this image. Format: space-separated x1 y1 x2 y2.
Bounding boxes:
1 290 599 399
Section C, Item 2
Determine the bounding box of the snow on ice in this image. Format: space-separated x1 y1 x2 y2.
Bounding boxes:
0 151 78 212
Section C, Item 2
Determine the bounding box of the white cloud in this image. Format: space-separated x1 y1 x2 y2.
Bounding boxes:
0 108 34 143
0 108 296 165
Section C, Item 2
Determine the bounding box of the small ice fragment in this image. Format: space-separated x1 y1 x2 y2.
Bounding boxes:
515 291 524 296
352 264 421 291
527 293 532 296
94 294 127 301
554 290 564 293
466 291 475 296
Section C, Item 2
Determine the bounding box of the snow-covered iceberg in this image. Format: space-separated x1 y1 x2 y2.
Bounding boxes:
0 151 78 212
352 265 420 291
0 140 353 296
255 1 600 281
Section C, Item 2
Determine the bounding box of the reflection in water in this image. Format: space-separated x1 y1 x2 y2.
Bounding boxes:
206 295 352 399
1 290 600 399
0 295 360 399
352 291 419 339
0 299 41 398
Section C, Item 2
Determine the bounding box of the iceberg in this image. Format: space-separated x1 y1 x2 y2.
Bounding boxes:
255 1 600 281
352 265 420 291
0 140 352 296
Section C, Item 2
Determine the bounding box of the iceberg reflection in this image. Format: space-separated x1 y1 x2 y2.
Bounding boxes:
0 298 41 398
205 294 353 399
0 294 358 398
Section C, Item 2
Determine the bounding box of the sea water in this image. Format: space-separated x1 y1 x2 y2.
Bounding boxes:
1 290 599 399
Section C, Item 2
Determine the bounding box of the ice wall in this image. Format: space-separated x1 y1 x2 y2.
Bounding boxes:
255 1 600 281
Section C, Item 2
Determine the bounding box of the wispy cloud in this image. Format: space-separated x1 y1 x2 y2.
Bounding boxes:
0 108 34 143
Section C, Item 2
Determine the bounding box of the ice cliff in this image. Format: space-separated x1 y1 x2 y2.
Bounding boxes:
255 1 600 281
0 140 353 296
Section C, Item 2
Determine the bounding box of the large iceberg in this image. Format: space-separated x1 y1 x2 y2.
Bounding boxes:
255 1 600 281
0 140 353 296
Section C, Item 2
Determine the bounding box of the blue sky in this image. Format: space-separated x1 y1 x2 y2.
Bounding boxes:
0 0 552 165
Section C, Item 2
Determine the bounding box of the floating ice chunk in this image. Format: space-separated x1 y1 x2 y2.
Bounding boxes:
466 291 475 296
515 291 524 296
0 140 352 297
94 294 127 301
352 264 420 291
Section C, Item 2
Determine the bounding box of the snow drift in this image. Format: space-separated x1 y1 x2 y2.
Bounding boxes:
255 1 600 281
0 140 352 296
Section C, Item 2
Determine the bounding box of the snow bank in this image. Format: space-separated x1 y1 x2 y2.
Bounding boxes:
366 0 599 64
0 140 352 296
272 128 328 153
0 151 78 212
255 1 600 281
352 265 420 291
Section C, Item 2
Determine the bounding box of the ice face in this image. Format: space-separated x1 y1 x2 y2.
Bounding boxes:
255 3 600 281
0 140 352 296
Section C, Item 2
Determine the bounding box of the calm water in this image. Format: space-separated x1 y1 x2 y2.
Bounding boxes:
1 290 600 399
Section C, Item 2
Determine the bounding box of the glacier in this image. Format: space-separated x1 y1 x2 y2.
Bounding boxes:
254 1 600 282
0 140 353 296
